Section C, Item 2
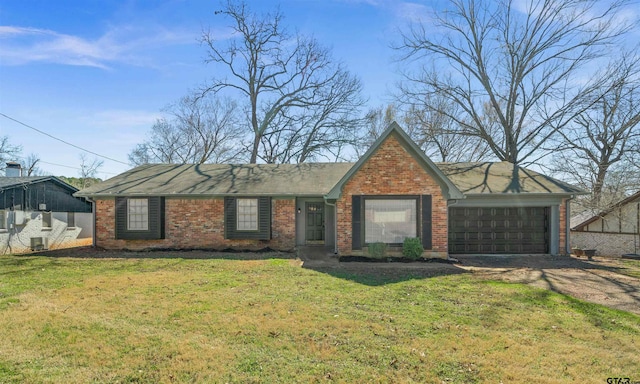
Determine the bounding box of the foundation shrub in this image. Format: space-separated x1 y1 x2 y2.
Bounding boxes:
367 242 387 259
402 237 424 260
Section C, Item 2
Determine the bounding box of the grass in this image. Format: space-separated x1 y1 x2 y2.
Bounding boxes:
0 253 639 383
619 258 640 279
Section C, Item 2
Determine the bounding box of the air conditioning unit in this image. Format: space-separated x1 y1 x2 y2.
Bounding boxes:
30 237 48 251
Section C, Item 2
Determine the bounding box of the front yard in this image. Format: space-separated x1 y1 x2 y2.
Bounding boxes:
0 252 638 383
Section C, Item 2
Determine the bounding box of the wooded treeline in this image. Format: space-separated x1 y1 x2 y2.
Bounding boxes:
124 0 640 215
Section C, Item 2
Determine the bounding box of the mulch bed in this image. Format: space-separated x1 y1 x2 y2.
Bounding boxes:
339 256 457 264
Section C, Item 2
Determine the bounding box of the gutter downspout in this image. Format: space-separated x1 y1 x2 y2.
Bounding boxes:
565 196 574 255
324 198 338 255
86 197 97 248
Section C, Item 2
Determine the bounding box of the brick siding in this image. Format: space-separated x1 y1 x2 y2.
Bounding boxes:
336 134 448 258
571 231 639 257
559 199 567 254
95 197 296 251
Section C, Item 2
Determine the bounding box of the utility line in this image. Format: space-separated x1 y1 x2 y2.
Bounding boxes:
0 112 129 165
39 160 119 175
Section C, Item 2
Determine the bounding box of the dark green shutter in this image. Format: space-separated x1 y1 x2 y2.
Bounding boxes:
115 197 128 239
148 197 165 239
352 195 362 250
421 195 432 249
224 197 235 239
224 197 271 240
115 197 164 240
258 196 271 240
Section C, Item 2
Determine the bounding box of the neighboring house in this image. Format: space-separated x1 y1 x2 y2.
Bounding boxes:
0 163 93 254
75 123 583 257
571 191 640 256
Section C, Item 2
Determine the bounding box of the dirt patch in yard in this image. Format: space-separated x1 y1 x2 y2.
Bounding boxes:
455 255 640 315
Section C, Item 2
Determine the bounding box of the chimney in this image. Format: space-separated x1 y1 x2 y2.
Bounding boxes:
5 162 22 177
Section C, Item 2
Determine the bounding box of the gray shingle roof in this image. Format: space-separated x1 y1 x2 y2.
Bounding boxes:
74 163 356 197
436 162 585 195
75 161 583 198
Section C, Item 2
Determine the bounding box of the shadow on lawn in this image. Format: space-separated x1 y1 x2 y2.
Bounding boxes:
306 263 469 286
0 256 66 276
296 245 468 286
301 257 468 286
455 254 626 271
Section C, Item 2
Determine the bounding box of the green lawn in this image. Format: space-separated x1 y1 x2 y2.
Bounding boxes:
0 253 638 383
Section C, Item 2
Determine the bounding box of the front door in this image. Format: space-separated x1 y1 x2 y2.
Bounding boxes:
305 202 325 244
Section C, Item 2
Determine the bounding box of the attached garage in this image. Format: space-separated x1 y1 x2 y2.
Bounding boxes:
449 206 549 254
436 161 586 256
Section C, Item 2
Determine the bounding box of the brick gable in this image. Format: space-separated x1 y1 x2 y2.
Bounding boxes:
335 133 449 257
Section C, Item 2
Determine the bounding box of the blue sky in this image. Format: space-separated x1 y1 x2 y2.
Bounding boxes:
0 0 432 178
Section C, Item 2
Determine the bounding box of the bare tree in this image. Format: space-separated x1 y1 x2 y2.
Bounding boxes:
79 154 104 189
552 52 640 212
359 105 398 155
22 153 42 176
402 94 491 162
397 0 633 166
258 69 365 163
201 0 364 163
0 135 22 171
129 95 243 165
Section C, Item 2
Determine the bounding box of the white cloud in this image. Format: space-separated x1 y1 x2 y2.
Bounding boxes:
0 25 196 69
84 109 161 128
391 2 432 23
335 0 433 23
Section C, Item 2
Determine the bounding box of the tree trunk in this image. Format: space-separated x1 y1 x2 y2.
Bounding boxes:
592 165 609 205
250 133 260 164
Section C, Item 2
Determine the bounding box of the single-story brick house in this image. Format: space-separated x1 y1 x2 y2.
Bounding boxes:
571 191 640 256
76 123 583 257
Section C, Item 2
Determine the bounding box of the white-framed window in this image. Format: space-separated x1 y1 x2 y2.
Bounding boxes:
364 198 417 244
127 198 149 231
237 198 258 231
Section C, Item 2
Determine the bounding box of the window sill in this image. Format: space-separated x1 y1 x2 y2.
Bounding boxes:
42 228 53 232
365 244 403 247
67 227 76 230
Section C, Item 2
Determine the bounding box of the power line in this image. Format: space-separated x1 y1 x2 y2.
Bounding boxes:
0 112 129 165
39 160 119 175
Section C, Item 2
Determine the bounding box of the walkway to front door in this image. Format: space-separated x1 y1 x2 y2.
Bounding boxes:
305 202 324 244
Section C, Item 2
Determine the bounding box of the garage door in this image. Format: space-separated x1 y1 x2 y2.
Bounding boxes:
449 207 549 254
